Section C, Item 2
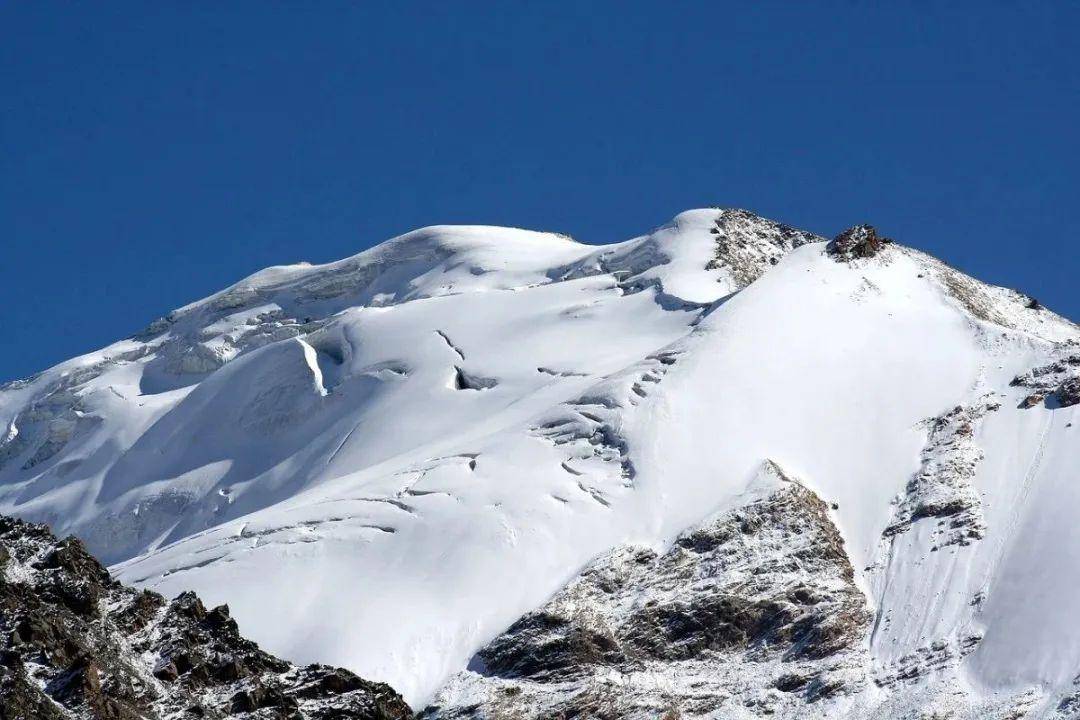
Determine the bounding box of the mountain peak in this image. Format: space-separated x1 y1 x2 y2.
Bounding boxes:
2 210 1078 714
826 223 891 260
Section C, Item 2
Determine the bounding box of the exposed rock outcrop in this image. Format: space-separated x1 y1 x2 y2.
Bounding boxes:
826 225 889 261
1011 351 1080 408
883 395 1000 548
4 209 1079 718
426 462 871 719
706 209 823 288
0 515 413 720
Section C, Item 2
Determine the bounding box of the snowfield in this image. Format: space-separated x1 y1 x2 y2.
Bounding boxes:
1 209 1077 717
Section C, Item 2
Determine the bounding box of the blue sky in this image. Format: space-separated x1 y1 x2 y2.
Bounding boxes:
2 2 1077 382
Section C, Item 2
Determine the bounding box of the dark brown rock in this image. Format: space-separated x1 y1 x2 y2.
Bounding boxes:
1013 355 1080 410
455 468 871 717
827 225 890 260
152 659 180 683
1056 376 1080 407
0 661 68 720
479 613 625 680
0 514 414 719
111 590 165 633
775 672 810 692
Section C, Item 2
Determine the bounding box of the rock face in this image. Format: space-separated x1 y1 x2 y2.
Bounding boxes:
1011 349 1080 408
426 462 872 719
826 225 889 260
1059 376 1080 407
883 395 1000 548
705 208 823 288
0 515 413 720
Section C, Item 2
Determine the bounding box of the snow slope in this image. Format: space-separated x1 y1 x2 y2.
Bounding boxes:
1 209 1077 716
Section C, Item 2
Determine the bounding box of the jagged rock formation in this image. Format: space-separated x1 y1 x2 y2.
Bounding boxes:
883 395 1000 548
425 462 872 719
1011 349 1080 408
826 225 889 260
0 515 412 719
705 209 823 288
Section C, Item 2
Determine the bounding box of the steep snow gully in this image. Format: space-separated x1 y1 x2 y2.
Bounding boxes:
1 209 1078 718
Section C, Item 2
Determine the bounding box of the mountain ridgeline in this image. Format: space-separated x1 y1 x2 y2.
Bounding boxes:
1 209 1077 718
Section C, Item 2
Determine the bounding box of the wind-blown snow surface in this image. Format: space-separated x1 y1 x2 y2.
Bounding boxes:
2 209 1078 715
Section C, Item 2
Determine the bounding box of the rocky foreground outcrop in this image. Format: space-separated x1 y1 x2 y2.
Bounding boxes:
0 515 413 720
425 462 872 719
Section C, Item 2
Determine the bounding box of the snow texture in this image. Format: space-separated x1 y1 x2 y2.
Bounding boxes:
1 208 1078 717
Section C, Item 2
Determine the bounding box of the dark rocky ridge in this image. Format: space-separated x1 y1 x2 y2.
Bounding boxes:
0 515 413 720
826 225 890 260
425 462 872 719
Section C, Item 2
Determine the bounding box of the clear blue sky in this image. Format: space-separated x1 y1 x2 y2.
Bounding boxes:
3 3 1077 382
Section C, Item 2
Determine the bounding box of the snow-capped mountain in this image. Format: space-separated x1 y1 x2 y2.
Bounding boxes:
1 209 1077 718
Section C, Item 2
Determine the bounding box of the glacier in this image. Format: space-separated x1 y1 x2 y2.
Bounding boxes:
1 208 1077 717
